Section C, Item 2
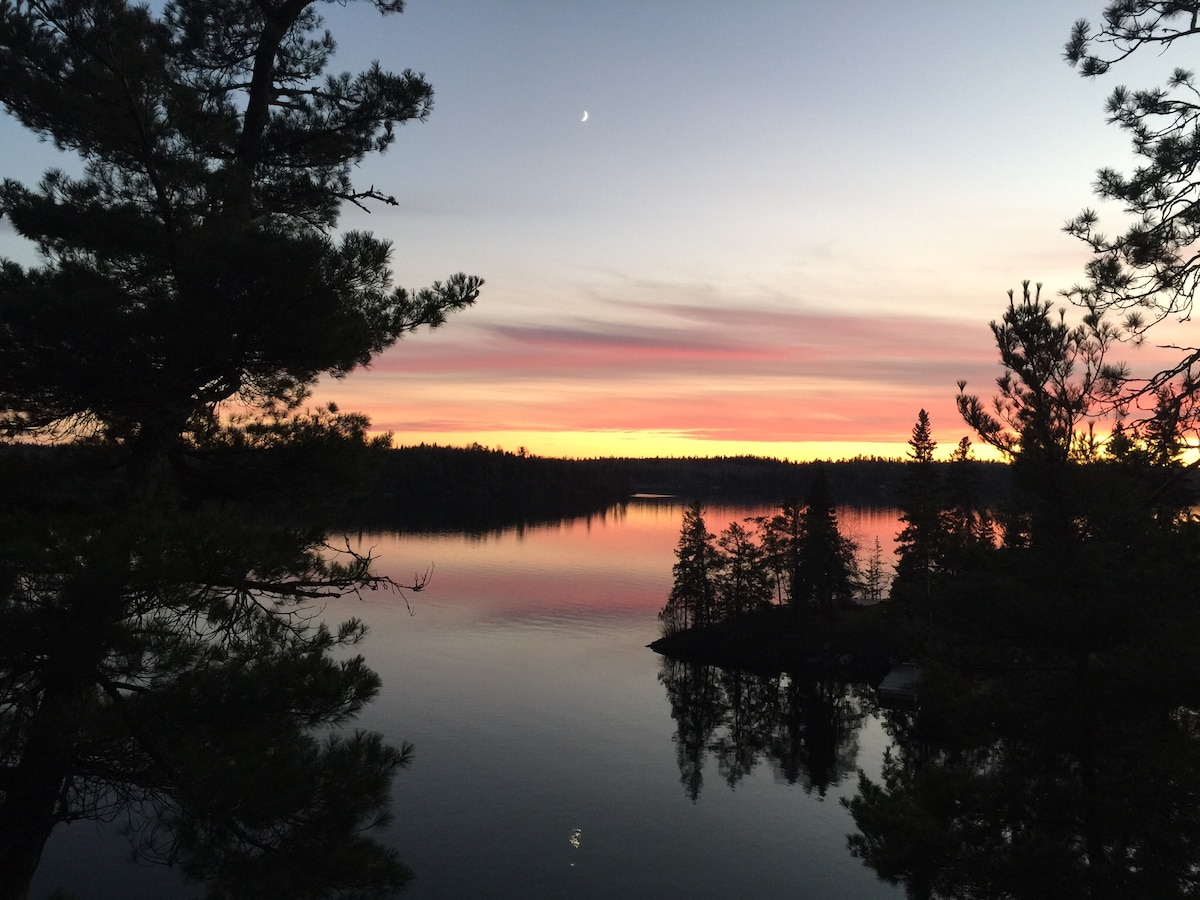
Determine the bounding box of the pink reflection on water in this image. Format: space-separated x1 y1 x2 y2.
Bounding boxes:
350 501 902 623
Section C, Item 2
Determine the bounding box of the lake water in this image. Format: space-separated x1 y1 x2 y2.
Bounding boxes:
32 501 903 899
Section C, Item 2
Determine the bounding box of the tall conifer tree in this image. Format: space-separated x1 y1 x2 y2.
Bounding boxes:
714 520 773 620
0 1 478 892
791 466 856 615
0 0 481 465
660 502 717 634
892 409 944 600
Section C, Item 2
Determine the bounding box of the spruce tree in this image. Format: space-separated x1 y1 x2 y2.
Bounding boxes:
862 537 889 604
660 501 717 634
791 466 856 615
892 409 944 600
772 500 806 607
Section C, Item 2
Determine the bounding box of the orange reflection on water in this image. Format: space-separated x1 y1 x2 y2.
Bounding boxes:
352 502 685 621
350 501 902 623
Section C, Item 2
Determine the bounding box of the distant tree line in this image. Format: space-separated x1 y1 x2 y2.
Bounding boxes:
340 447 1013 533
352 443 633 532
610 455 1009 507
0 439 1013 538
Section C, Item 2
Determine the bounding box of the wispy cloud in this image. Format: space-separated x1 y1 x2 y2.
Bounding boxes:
321 265 1180 454
371 297 996 389
332 292 1006 448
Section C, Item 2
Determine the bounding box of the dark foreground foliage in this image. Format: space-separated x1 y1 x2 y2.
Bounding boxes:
0 428 418 900
842 282 1200 899
650 272 1200 896
0 0 480 894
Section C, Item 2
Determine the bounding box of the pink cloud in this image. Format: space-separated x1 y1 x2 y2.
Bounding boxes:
369 303 995 387
319 293 1175 453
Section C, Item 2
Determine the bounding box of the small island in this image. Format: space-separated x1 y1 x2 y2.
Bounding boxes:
646 463 906 681
649 603 895 683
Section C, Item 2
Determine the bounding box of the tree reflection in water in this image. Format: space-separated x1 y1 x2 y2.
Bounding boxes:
0 449 414 900
845 655 1200 900
658 658 866 802
660 633 1200 897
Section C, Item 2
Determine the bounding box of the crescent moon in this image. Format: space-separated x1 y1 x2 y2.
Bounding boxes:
581 110 588 122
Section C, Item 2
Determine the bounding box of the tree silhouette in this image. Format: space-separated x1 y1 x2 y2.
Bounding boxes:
847 280 1200 897
658 659 867 801
0 0 479 893
939 436 997 573
790 466 857 615
956 282 1122 552
713 520 774 620
1061 4 1200 442
892 410 944 602
659 501 717 635
0 451 419 898
658 658 724 803
763 500 806 607
0 0 481 465
1065 6 1200 330
859 538 888 604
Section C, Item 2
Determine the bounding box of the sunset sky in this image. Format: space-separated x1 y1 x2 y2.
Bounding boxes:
2 1 1195 460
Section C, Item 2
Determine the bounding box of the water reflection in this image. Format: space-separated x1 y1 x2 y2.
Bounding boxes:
846 654 1200 899
661 643 1200 898
659 659 868 802
30 500 904 898
3 457 411 900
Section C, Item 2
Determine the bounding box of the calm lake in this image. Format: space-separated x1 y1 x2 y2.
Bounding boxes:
32 500 903 899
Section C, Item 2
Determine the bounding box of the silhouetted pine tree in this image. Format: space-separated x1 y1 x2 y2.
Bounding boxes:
862 538 890 604
660 502 717 634
791 466 857 615
892 410 945 601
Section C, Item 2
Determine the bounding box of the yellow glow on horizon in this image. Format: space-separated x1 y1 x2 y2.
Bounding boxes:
380 428 1007 462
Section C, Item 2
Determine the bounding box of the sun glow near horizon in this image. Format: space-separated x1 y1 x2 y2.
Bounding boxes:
377 428 1008 463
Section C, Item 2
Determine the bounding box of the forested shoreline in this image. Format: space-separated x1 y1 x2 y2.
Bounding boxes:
1 441 1011 532
356 446 1011 530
